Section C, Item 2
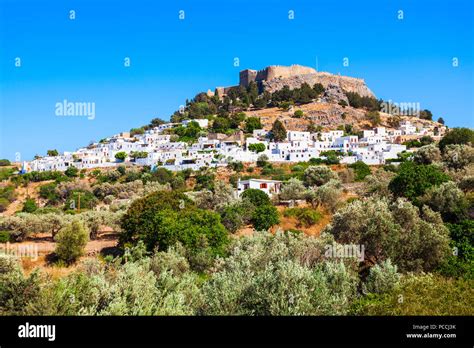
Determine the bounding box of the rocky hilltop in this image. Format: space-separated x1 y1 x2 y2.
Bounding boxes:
237 64 375 98
262 70 375 98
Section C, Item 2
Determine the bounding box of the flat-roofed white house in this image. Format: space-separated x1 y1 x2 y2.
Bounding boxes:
237 178 282 197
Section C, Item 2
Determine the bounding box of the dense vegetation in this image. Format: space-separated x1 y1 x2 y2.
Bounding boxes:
0 128 472 316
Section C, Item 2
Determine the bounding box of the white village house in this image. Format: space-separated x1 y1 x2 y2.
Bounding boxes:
237 178 282 197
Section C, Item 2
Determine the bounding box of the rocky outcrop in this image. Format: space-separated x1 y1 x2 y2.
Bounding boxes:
262 71 376 98
321 83 349 104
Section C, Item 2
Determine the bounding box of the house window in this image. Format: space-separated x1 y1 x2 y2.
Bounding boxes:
260 183 267 189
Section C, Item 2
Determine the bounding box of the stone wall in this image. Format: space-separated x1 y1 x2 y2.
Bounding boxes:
265 65 317 81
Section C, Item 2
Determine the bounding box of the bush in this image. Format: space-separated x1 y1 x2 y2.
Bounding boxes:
151 167 174 184
0 159 11 166
349 161 371 181
64 190 98 211
283 207 322 227
139 208 228 255
293 109 304 118
442 144 474 170
279 178 307 201
114 152 127 162
304 165 337 187
241 189 271 207
413 144 441 165
219 200 254 233
120 190 228 255
227 161 244 172
256 154 269 168
352 274 473 315
64 166 79 178
439 127 474 151
366 111 381 126
201 231 357 315
120 190 194 246
0 231 10 243
362 259 400 295
325 197 451 272
248 143 266 153
22 198 37 213
421 182 468 223
308 179 342 212
0 257 41 315
54 220 90 264
388 161 450 203
39 183 61 204
0 198 10 213
244 117 262 134
270 120 287 142
251 205 280 231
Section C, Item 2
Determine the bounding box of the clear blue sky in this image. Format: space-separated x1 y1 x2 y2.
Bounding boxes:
0 0 473 161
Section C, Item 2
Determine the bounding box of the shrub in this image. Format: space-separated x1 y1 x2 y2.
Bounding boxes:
64 166 79 178
338 168 355 183
252 205 279 231
194 181 235 210
279 178 307 201
244 117 262 134
293 109 304 118
283 207 322 227
227 161 244 172
248 143 266 153
442 144 474 170
64 190 98 211
388 161 450 203
256 154 269 168
366 111 381 126
0 231 10 243
413 144 441 164
421 182 468 223
362 259 400 295
151 167 174 184
352 274 474 315
362 170 396 198
270 120 287 142
201 231 357 315
54 220 90 264
349 161 371 181
22 198 37 213
304 165 337 187
39 183 61 204
114 152 127 161
241 189 271 207
0 198 10 213
120 190 194 246
439 127 474 151
219 200 254 233
140 208 228 255
325 197 451 272
311 179 342 212
0 256 41 315
0 159 11 166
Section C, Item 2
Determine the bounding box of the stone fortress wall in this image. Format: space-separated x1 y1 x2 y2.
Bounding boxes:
213 64 375 99
245 65 375 98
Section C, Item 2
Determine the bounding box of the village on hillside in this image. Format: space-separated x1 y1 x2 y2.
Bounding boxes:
24 118 445 174
22 65 447 176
